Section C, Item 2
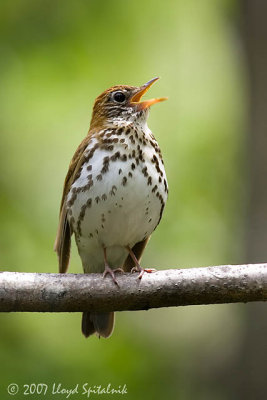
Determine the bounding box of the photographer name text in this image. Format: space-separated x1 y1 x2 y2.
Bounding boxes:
7 383 128 398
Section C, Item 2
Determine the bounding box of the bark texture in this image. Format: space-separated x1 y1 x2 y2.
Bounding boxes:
0 264 266 312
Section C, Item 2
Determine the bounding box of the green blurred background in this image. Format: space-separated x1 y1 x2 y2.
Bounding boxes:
0 1 266 399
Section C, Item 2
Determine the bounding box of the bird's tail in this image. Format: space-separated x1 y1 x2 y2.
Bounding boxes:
81 312 115 338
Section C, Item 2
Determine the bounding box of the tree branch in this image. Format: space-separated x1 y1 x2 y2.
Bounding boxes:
0 264 266 312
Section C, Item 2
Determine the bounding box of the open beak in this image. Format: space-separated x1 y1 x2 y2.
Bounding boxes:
130 77 167 110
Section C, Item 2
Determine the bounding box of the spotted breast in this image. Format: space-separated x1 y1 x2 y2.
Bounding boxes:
67 121 167 273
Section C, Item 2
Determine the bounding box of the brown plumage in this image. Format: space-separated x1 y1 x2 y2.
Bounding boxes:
54 135 94 273
54 77 168 338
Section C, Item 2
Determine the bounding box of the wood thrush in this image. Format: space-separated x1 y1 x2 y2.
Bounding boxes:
54 77 168 338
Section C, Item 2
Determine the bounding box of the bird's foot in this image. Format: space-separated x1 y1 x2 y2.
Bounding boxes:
131 266 157 279
126 245 156 279
103 266 124 286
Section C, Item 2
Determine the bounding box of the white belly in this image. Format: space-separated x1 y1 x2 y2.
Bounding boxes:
67 131 168 272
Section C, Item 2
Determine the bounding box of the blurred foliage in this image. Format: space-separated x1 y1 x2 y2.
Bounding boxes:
0 0 248 399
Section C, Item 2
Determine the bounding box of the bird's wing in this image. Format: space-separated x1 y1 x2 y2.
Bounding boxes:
123 237 150 272
54 135 92 273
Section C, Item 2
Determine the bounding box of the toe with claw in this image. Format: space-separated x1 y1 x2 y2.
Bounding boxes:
126 245 157 279
131 266 157 279
103 265 123 285
102 247 124 285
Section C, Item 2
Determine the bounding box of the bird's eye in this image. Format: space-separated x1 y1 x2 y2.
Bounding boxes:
112 91 126 103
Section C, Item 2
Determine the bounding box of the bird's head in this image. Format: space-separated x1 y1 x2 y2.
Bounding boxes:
89 77 167 130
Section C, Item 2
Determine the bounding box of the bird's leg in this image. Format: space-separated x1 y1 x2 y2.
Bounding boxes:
126 246 156 279
102 247 124 286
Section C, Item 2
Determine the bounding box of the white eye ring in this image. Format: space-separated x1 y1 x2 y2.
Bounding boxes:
112 91 126 103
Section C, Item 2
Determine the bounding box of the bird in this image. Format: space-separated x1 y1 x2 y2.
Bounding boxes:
54 77 168 339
